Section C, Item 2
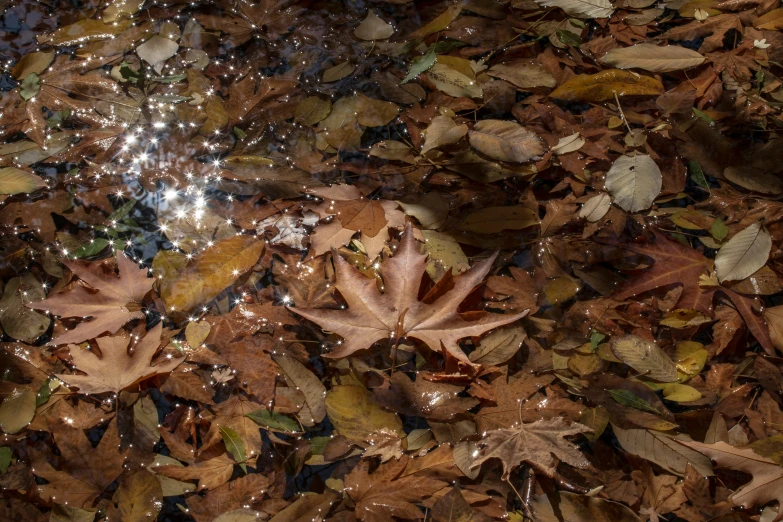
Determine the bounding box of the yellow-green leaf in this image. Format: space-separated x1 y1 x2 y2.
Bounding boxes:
0 167 45 195
663 383 702 402
325 384 404 443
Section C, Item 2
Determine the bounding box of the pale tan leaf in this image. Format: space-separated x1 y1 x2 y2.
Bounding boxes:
487 62 557 89
354 10 395 40
535 0 614 18
579 192 612 222
601 43 705 72
551 132 586 154
468 120 545 163
426 64 483 98
421 116 468 153
715 222 771 283
605 154 662 213
136 35 179 74
272 354 326 425
611 335 678 382
472 417 591 479
613 425 714 476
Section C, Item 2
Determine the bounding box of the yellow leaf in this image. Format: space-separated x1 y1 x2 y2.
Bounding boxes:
325 384 404 443
663 383 702 402
163 236 264 312
410 3 462 38
754 8 783 30
37 19 132 46
550 69 663 102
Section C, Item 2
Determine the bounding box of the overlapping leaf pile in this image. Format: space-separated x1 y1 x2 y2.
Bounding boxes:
0 0 782 520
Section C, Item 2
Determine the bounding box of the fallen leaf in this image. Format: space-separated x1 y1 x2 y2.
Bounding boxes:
550 69 664 102
601 44 705 72
354 11 395 40
290 224 528 364
715 222 771 283
605 154 662 213
468 120 545 163
28 254 153 346
57 322 182 394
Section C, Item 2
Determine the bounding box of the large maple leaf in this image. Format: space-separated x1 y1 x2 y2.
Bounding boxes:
681 440 783 521
57 322 182 394
289 224 528 363
29 254 153 345
613 232 714 313
344 455 445 522
472 417 591 480
30 419 126 508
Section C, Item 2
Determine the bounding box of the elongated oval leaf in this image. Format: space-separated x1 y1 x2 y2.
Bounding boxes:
426 63 483 98
612 424 714 476
468 120 545 163
605 154 662 213
611 335 678 382
550 69 663 102
579 192 611 222
163 235 264 312
715 222 771 283
601 44 705 72
535 0 614 17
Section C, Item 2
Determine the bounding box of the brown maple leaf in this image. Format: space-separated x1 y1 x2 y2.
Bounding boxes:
472 417 591 480
56 322 183 394
613 232 714 313
344 455 446 522
290 224 527 364
30 419 126 508
681 440 783 521
28 254 153 346
185 473 271 522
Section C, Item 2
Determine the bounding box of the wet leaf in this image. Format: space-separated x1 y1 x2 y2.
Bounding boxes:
0 388 36 434
426 63 483 98
605 154 662 212
715 222 771 283
535 0 614 18
468 120 545 163
611 335 678 382
354 10 395 40
550 69 664 102
601 44 705 72
325 383 404 443
163 236 264 312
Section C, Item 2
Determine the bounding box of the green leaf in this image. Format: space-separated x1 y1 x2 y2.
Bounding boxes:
0 446 10 473
689 160 709 189
589 330 606 350
35 379 52 407
692 107 713 124
20 73 40 101
402 49 436 84
711 218 728 242
246 409 301 433
108 198 136 222
71 238 110 259
233 126 247 139
556 29 583 47
219 426 247 473
608 389 661 414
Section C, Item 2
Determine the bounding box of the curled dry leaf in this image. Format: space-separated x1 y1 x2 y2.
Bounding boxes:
715 222 772 283
421 115 468 154
604 154 662 213
468 120 545 163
